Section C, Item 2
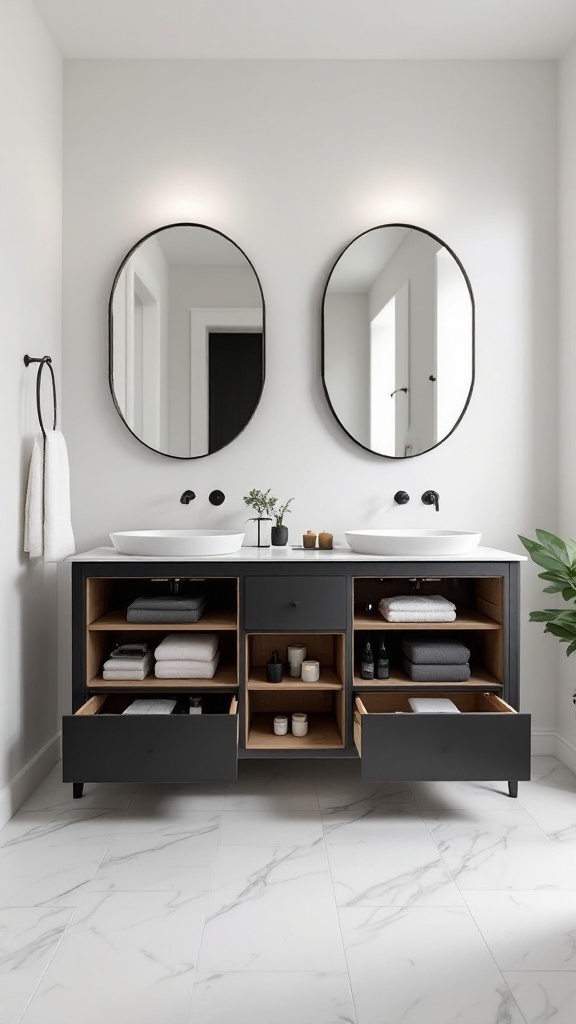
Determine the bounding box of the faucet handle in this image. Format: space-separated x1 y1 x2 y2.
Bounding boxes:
421 490 440 512
394 491 410 505
180 490 196 504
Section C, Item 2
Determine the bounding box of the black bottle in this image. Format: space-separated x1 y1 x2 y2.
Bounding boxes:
360 641 374 680
266 650 283 683
375 639 390 679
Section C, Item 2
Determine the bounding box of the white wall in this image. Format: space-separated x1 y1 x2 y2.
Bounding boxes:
63 59 557 744
0 0 62 825
558 41 576 770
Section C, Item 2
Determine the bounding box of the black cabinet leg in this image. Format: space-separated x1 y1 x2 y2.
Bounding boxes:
508 781 518 798
72 782 84 799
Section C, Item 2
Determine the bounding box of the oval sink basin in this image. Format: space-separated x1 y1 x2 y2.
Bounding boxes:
110 530 245 557
344 529 482 557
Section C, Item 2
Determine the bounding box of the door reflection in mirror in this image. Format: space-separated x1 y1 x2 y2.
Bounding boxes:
322 224 474 459
109 223 265 459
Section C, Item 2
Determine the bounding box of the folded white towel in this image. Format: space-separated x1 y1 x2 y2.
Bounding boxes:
103 654 153 672
155 633 219 662
379 595 456 622
122 699 177 715
102 668 151 681
43 431 75 562
383 610 457 622
155 652 220 679
408 697 461 714
23 434 44 558
379 595 456 613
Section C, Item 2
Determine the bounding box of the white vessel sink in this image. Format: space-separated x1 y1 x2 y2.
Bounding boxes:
344 529 482 557
110 530 245 557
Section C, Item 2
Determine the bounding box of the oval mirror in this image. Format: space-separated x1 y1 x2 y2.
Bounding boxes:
109 223 265 458
321 224 474 458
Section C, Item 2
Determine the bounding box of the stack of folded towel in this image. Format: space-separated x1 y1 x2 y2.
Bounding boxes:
127 591 206 623
102 650 153 681
401 639 471 682
154 633 220 679
379 595 456 622
408 697 461 713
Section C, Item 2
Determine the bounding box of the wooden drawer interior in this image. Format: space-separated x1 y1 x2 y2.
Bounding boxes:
355 691 515 715
76 693 238 717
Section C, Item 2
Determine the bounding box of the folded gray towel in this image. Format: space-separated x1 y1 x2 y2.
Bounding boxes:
129 593 205 611
402 658 471 682
401 640 470 665
127 602 205 624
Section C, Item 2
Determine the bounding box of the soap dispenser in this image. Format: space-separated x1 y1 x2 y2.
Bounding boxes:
266 650 283 683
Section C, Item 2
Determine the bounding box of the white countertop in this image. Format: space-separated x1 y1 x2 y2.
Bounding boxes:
68 545 526 563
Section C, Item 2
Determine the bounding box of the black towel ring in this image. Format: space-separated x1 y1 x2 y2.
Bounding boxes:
24 354 57 438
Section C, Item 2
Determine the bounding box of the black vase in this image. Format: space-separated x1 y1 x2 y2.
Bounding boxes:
271 525 289 546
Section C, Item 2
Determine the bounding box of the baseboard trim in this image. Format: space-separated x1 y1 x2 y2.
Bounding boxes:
530 729 557 756
0 732 61 830
555 731 576 773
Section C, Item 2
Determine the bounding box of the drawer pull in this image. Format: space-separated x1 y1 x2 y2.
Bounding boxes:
290 600 300 608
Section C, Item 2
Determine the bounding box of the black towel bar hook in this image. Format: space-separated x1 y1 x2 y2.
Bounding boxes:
24 354 57 438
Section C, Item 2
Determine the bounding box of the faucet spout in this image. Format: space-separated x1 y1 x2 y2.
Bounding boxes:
421 490 440 512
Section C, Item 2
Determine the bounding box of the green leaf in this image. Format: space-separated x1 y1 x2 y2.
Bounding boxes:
535 530 572 566
566 639 576 657
544 624 576 641
543 586 563 594
529 610 562 622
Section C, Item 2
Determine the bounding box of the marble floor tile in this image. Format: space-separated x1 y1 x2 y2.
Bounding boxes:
0 832 113 908
19 763 136 813
504 971 576 1024
0 907 72 1024
225 770 319 811
89 816 220 891
0 807 124 846
424 807 576 890
197 844 347 972
188 971 357 1024
317 778 412 811
119 783 227 829
323 802 426 844
518 770 576 844
340 905 526 1024
19 891 207 1024
530 756 570 780
219 809 323 846
464 891 576 970
408 778 514 809
326 838 464 908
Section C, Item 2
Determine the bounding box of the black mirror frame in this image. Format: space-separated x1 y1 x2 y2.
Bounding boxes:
108 221 266 460
321 222 475 459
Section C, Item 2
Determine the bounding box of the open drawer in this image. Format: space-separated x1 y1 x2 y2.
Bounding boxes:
354 691 530 785
62 694 238 784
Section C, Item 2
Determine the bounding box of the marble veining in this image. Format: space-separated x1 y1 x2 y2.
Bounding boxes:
3 755 576 1022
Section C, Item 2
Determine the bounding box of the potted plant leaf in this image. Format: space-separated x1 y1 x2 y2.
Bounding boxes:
519 528 576 706
271 498 294 547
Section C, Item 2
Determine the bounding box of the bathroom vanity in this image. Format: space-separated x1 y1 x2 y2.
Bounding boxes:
63 546 529 797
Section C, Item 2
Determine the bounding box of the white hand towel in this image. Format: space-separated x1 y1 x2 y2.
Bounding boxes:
122 699 177 715
379 595 455 613
43 431 75 562
102 668 151 681
155 633 219 662
102 654 153 672
408 697 460 714
155 652 220 679
23 434 44 558
382 609 456 622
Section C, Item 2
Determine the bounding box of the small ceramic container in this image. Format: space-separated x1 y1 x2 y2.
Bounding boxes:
301 659 320 682
287 643 307 678
273 715 288 736
291 712 308 737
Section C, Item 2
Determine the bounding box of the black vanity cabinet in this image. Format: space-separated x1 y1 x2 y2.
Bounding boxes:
62 554 530 796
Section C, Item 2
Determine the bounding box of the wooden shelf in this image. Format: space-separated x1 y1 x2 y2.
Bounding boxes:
247 667 342 691
88 663 238 692
353 609 501 631
246 712 344 749
88 609 238 631
353 667 503 690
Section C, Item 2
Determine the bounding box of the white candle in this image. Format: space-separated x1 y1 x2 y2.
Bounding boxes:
273 715 288 735
301 659 320 682
291 712 308 737
287 643 307 677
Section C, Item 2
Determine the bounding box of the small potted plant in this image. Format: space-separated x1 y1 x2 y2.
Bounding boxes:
243 488 277 548
271 498 294 547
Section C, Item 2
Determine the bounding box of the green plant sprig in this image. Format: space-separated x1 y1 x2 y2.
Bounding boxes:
242 488 277 520
519 529 576 656
274 498 294 527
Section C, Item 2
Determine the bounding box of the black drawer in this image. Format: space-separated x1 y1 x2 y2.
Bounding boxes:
244 575 347 630
354 691 530 783
62 694 238 783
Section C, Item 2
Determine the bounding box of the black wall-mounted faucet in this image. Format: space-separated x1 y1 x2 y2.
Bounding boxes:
180 490 196 504
394 491 410 505
422 490 440 512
